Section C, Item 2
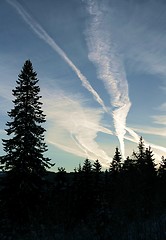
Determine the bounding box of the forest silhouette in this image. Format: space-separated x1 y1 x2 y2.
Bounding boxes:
0 61 165 240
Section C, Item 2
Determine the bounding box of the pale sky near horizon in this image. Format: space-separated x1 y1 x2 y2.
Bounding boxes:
1 0 166 172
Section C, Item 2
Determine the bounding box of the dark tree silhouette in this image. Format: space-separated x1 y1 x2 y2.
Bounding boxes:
82 158 92 173
158 156 166 209
0 60 53 193
133 138 156 177
76 163 82 173
57 167 66 187
122 156 136 172
109 147 122 173
133 136 145 165
158 156 166 178
144 146 156 176
92 159 102 191
0 130 165 239
132 137 157 217
93 159 102 173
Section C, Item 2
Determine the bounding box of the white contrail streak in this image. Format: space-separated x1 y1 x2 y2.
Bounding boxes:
7 0 165 163
43 92 112 165
69 108 112 164
85 0 131 159
6 0 108 113
125 126 166 157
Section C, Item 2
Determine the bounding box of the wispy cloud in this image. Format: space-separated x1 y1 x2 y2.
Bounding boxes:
85 0 131 159
125 126 166 162
6 0 108 113
109 0 166 78
152 115 166 125
131 126 166 138
158 103 166 111
42 88 112 166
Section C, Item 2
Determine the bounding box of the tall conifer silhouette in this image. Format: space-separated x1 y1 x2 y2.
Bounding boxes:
0 60 53 187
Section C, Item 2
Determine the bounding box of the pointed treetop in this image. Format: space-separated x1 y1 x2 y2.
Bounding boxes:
109 147 122 172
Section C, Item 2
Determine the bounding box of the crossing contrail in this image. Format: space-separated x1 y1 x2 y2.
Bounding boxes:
85 0 131 159
6 0 108 113
7 0 166 164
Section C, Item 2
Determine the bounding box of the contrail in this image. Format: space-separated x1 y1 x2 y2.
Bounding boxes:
85 0 131 159
7 0 165 163
6 0 108 113
125 126 166 158
69 109 112 164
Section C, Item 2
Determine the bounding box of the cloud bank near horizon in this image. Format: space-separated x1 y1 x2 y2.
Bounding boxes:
42 89 112 166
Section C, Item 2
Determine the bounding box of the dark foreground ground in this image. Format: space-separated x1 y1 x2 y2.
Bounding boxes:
0 171 165 240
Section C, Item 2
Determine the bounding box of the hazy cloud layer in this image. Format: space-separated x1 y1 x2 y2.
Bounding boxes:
42 89 112 166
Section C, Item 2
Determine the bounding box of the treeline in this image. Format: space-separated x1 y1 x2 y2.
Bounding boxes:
0 60 165 239
46 139 165 239
0 138 165 240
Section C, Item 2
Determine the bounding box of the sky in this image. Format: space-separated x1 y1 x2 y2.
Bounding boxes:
1 0 166 172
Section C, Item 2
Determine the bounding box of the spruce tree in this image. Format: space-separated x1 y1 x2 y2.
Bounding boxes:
122 156 136 172
108 148 122 209
158 156 166 209
93 159 102 173
82 159 92 173
133 137 156 216
133 136 145 165
92 159 102 187
133 137 156 176
158 156 166 179
109 147 122 173
82 158 93 194
0 60 53 187
144 147 156 176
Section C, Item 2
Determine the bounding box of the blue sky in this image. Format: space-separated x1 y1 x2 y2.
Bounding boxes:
1 0 166 171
